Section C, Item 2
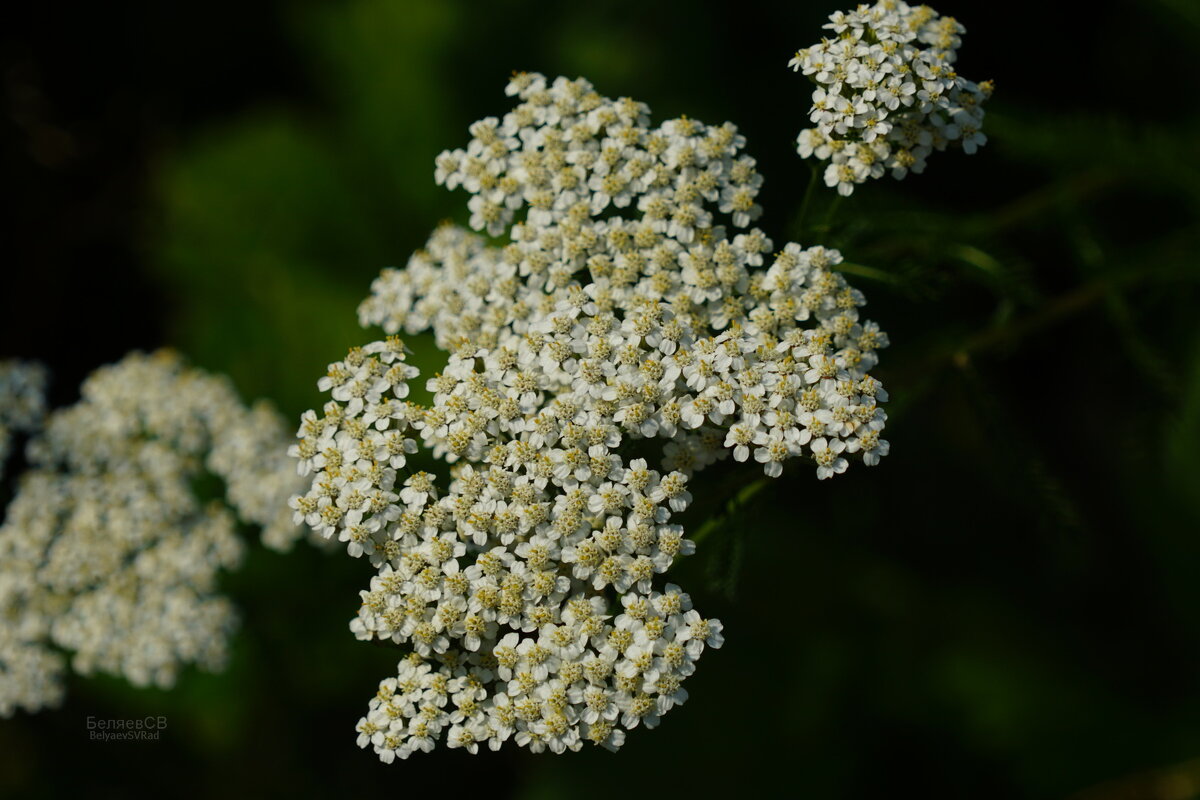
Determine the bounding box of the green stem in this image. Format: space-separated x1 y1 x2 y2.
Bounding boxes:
812 193 844 237
795 165 819 240
691 473 772 545
834 261 902 284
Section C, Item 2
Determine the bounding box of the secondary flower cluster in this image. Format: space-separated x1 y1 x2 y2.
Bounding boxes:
0 351 306 716
790 1 992 194
0 361 49 481
295 72 890 760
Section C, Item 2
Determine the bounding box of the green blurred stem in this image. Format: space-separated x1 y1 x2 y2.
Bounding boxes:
1069 221 1177 396
795 166 819 240
835 261 903 284
812 193 844 237
952 262 1190 363
691 473 772 545
966 169 1116 236
950 244 1008 282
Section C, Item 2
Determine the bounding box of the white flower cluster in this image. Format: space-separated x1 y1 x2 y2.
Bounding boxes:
0 351 306 716
295 72 890 760
0 361 49 480
790 1 993 195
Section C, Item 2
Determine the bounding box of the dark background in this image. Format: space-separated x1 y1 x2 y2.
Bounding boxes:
3 0 1200 797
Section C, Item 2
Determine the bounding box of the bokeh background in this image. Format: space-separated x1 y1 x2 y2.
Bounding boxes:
4 0 1200 797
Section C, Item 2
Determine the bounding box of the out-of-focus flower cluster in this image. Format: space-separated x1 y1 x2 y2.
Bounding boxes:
0 351 306 717
790 1 992 195
293 72 890 760
0 361 49 481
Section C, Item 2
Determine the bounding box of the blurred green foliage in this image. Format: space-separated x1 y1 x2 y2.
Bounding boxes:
3 0 1200 798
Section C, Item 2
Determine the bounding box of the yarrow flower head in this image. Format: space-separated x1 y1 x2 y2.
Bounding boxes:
0 351 307 716
790 1 993 195
294 71 890 761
